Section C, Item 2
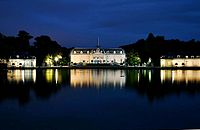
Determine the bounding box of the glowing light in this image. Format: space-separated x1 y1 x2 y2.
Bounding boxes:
54 57 59 62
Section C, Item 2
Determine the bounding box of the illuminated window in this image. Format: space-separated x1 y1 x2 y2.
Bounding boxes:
87 51 89 54
114 51 116 54
80 51 83 54
185 56 188 58
74 51 76 54
120 51 123 54
191 56 194 58
177 55 180 58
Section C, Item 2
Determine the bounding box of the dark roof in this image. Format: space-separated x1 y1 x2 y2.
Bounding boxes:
71 48 125 54
10 55 36 59
161 53 200 59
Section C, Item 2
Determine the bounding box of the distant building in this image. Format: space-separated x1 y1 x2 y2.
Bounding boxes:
160 54 200 67
8 55 36 68
70 47 126 66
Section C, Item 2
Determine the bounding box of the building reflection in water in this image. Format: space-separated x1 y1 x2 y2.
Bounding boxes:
7 69 36 83
70 69 126 88
161 70 200 84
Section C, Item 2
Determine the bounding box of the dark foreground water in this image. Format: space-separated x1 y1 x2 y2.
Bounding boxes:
1 69 200 129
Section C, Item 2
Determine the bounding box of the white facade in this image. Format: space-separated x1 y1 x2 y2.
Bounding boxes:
8 55 36 68
160 55 200 67
70 47 126 65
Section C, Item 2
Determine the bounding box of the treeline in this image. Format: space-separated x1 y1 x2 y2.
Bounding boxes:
120 33 200 66
1 31 200 66
0 30 71 66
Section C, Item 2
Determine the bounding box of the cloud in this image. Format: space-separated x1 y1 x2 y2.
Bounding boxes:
0 0 200 47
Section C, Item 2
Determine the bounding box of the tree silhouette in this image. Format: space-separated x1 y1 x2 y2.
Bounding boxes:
17 30 33 52
33 35 62 65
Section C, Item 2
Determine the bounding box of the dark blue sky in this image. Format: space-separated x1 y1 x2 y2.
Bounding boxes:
1 0 200 48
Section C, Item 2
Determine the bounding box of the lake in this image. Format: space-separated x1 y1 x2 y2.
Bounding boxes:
1 69 200 129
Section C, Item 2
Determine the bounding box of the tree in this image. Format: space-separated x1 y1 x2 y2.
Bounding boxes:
126 50 141 66
33 35 62 65
17 30 33 52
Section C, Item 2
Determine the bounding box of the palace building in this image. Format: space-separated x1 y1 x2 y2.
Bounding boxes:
70 45 126 66
160 54 200 67
7 55 36 68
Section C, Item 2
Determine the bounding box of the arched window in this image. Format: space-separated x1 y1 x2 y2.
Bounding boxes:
175 63 178 65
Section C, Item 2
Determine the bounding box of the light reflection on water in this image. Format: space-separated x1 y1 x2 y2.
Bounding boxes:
70 69 125 88
5 69 200 103
6 69 200 86
161 70 200 84
7 69 36 83
45 69 62 84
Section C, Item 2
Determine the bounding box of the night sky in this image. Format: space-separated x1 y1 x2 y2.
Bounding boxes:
1 0 200 48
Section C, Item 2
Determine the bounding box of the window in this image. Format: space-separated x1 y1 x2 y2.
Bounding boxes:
80 51 83 54
87 51 89 54
177 55 180 58
185 56 188 58
175 63 178 65
114 51 116 54
120 51 123 54
191 56 194 58
19 63 22 65
91 60 93 62
103 60 105 62
74 51 76 54
83 60 85 62
182 63 185 65
12 63 15 66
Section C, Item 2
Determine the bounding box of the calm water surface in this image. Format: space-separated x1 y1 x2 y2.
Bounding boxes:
1 69 200 129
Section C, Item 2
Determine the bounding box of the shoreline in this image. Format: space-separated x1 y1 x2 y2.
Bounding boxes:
2 66 200 70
